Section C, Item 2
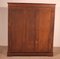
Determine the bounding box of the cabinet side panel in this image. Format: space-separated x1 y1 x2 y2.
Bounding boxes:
48 7 55 52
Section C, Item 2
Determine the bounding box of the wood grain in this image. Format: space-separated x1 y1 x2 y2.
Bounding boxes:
8 3 55 56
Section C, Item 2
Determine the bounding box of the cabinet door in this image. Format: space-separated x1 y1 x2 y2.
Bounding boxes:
35 7 54 52
8 6 36 52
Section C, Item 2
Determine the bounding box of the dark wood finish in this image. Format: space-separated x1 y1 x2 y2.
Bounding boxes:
8 52 53 56
8 3 55 56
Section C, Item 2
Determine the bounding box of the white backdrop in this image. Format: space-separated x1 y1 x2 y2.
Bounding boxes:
0 0 60 47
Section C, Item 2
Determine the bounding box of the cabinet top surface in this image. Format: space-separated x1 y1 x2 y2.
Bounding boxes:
8 3 55 5
8 3 55 7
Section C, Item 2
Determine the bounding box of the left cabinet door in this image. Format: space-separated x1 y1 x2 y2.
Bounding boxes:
8 6 35 53
8 7 25 53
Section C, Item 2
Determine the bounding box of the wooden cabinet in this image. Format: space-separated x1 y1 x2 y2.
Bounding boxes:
8 3 55 56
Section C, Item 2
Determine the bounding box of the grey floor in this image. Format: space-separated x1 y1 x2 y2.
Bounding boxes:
0 46 60 59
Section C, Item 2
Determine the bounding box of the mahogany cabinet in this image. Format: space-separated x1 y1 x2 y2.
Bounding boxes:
8 3 55 56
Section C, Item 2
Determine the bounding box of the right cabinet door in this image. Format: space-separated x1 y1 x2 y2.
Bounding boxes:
35 7 55 53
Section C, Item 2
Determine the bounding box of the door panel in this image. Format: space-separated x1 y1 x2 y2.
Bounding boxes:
8 7 37 52
8 7 26 52
35 8 52 52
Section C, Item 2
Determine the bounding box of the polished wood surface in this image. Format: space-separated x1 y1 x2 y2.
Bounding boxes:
8 3 55 56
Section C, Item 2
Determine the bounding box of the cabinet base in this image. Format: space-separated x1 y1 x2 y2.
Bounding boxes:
7 52 53 56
